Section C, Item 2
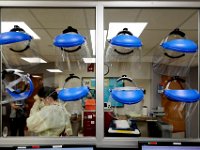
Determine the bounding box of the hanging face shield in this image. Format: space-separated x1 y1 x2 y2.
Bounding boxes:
160 76 199 124
0 25 32 52
162 76 199 103
58 74 90 115
105 28 142 63
53 26 91 71
111 75 144 105
0 25 45 70
108 75 144 119
58 74 90 101
1 69 34 104
152 28 198 77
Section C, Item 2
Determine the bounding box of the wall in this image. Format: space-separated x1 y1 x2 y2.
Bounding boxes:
151 69 162 109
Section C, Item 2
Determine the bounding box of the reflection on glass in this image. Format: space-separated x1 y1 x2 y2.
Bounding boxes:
104 8 198 138
1 8 96 137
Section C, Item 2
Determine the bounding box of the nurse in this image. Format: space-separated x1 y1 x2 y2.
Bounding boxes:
27 86 72 136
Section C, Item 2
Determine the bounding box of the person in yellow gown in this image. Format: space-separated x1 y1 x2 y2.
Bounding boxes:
27 86 72 136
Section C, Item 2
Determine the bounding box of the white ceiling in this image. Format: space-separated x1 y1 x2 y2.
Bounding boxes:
1 8 198 72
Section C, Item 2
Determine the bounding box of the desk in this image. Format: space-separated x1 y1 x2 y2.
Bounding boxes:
129 117 172 138
113 116 156 137
134 118 157 137
131 116 157 121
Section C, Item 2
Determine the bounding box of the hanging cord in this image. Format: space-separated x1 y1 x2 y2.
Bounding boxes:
61 48 65 62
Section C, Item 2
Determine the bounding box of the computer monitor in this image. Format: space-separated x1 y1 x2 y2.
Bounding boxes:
138 141 200 150
16 147 94 150
25 148 93 150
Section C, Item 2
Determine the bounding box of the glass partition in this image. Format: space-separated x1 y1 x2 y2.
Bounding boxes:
104 8 199 138
0 2 199 148
1 7 96 137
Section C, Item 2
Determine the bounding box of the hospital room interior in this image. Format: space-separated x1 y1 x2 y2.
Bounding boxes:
0 5 199 149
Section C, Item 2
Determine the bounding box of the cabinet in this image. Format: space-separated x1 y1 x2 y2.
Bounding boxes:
83 110 114 136
83 110 96 136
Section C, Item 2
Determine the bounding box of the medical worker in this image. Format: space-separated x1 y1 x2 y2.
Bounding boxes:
9 101 27 136
27 86 72 136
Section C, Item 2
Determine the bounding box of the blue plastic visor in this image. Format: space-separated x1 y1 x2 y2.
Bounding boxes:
58 86 89 101
110 34 142 48
0 32 32 45
54 33 85 48
161 39 197 53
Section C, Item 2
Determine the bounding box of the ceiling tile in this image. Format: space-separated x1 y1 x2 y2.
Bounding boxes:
30 8 94 29
138 9 197 30
2 8 42 28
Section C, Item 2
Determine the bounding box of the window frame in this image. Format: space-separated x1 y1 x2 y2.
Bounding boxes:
0 1 199 148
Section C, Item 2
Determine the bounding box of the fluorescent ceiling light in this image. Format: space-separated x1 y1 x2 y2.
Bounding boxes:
32 75 42 78
46 69 62 73
107 22 148 40
1 21 40 39
21 57 47 63
6 69 24 73
83 58 96 63
90 30 107 56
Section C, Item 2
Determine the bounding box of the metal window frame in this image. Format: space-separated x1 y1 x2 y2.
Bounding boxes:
0 1 199 148
198 10 200 138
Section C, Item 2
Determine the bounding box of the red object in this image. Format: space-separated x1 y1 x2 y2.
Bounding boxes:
87 63 94 72
83 111 96 136
85 99 96 110
32 145 40 148
104 110 114 134
83 110 114 136
148 142 157 145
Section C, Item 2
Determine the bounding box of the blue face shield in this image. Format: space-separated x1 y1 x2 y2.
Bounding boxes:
111 75 144 105
0 25 32 52
161 28 197 56
58 74 89 102
2 69 34 102
53 26 86 53
163 76 199 103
